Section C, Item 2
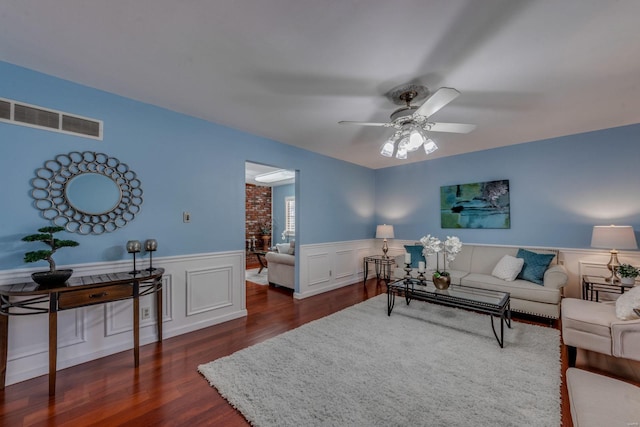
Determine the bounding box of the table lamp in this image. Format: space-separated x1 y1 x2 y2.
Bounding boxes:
376 224 394 259
591 225 638 282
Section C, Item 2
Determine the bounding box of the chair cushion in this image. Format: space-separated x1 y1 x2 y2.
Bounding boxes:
567 368 640 427
561 298 618 355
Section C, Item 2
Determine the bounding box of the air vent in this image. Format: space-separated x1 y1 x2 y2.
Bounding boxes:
0 100 10 120
0 97 103 140
14 104 59 129
62 115 101 137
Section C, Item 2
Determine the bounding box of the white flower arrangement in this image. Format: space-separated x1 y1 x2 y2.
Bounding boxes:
443 236 462 262
419 234 462 274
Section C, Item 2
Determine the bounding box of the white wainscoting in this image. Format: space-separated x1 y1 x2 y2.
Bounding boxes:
296 239 377 299
0 250 246 386
2 240 637 385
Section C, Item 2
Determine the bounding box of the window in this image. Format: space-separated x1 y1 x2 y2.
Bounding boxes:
284 197 295 238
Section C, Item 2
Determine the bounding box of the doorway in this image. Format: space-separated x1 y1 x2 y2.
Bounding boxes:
245 162 296 290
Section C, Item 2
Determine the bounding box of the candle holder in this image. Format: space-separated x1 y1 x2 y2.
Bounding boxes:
417 271 426 284
403 262 412 282
126 240 142 275
144 239 158 272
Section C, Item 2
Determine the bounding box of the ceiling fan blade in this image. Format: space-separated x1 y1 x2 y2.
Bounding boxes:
338 121 388 127
428 122 476 134
414 87 461 118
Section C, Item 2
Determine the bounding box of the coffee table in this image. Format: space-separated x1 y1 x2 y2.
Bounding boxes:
387 279 511 347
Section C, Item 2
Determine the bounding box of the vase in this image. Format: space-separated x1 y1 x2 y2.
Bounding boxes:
31 269 73 287
433 274 451 290
620 277 636 286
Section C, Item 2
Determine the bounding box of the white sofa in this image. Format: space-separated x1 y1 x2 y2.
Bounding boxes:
394 244 568 319
265 241 295 290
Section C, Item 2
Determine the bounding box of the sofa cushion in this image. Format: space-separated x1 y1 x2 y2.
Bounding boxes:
461 273 561 304
403 245 426 268
615 286 640 320
516 248 555 285
491 255 524 281
469 246 518 275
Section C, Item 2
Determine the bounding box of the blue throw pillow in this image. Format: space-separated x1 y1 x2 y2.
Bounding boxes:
404 245 426 268
516 249 555 285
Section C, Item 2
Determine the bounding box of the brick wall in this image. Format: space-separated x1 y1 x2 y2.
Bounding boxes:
246 184 271 265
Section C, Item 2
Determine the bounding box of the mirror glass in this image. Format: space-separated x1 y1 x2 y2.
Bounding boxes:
65 173 121 214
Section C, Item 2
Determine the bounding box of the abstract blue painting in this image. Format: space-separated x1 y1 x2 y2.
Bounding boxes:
440 180 510 229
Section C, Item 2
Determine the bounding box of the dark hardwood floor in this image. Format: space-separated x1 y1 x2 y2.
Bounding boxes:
1 278 574 426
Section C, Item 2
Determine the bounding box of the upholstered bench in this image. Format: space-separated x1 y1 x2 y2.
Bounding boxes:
566 368 640 427
561 297 640 366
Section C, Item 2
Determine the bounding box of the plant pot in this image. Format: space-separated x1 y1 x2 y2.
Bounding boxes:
620 276 636 286
433 274 451 290
31 269 73 287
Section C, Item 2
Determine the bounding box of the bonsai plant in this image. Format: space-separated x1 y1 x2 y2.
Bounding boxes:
23 225 79 286
617 263 639 285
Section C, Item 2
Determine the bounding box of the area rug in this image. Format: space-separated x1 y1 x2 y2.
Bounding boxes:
198 294 560 427
246 268 269 285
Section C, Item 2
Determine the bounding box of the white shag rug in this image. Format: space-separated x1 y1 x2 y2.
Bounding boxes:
246 268 269 285
199 294 561 427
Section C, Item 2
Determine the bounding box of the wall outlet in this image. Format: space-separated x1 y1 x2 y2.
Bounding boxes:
141 307 151 320
183 211 191 223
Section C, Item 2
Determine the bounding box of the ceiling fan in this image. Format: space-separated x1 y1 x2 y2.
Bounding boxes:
338 84 476 159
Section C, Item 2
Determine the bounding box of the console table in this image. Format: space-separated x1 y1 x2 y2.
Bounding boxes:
0 268 164 395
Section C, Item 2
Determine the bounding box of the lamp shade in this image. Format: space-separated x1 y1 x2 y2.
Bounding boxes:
591 225 638 249
376 224 395 239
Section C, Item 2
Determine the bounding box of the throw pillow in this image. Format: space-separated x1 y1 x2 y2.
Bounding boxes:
516 249 555 285
492 255 525 281
403 245 426 269
276 243 289 254
615 286 640 320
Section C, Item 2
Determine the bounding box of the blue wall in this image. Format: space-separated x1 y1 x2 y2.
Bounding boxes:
272 183 295 244
0 62 375 270
375 124 640 248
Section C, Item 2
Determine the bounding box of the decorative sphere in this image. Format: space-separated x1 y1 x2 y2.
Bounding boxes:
145 239 158 251
126 240 142 253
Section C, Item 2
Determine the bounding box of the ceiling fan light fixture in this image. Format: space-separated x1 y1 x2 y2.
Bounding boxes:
395 146 407 160
407 126 425 151
380 140 395 157
423 138 438 155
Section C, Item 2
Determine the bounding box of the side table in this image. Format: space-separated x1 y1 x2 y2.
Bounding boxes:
582 275 635 302
363 255 395 285
252 250 269 273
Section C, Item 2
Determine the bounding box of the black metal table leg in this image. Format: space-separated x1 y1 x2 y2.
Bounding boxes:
363 259 368 286
387 289 395 315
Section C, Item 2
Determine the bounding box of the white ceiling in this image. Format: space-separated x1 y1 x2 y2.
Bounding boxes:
1 1 639 169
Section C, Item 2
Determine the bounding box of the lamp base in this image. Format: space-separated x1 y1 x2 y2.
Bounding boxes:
605 250 620 283
382 239 389 259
